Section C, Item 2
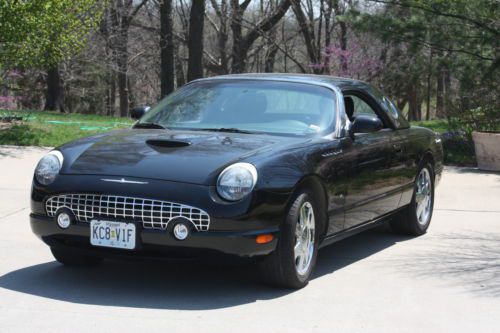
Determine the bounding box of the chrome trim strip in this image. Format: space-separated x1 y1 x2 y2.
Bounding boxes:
101 178 149 184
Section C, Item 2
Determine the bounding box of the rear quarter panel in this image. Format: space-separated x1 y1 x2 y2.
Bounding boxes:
395 126 444 207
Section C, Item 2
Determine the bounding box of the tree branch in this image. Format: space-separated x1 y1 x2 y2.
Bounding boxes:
129 0 149 20
242 0 291 49
368 0 499 36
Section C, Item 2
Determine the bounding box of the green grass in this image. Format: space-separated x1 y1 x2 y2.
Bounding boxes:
411 120 449 133
0 110 133 147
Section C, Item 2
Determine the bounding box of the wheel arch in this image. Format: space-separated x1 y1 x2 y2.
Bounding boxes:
419 151 436 179
288 174 329 242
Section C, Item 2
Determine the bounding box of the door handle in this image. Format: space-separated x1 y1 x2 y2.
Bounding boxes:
393 144 403 154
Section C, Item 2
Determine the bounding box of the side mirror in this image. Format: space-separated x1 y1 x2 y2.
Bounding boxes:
131 106 151 120
351 115 383 134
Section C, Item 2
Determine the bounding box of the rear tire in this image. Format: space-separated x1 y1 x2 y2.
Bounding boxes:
259 190 321 289
51 247 103 266
390 162 434 235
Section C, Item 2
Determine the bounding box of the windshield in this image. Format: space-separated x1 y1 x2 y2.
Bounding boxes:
138 80 337 136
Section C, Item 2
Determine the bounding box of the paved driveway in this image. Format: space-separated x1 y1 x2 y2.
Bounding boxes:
0 146 499 332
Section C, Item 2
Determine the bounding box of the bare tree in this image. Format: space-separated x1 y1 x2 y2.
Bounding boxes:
230 0 291 73
288 0 350 74
333 0 347 72
205 0 230 74
108 0 148 117
291 0 321 72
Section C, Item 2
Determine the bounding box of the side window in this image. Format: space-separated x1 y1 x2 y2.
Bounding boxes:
383 96 400 120
350 95 377 117
350 96 377 118
345 94 386 128
381 96 410 129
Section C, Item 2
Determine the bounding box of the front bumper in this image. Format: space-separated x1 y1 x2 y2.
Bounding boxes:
30 174 291 258
31 213 278 258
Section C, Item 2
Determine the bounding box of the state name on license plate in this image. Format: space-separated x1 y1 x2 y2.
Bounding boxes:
90 220 136 250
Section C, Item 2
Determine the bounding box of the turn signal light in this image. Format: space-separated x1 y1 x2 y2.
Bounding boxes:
256 234 274 244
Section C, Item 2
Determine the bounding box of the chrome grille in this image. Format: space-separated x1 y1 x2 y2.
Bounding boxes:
45 194 210 231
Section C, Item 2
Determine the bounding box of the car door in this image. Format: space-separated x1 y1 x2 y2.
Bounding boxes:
341 93 404 230
379 96 417 208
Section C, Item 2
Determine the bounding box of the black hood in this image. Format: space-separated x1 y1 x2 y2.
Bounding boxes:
59 129 303 185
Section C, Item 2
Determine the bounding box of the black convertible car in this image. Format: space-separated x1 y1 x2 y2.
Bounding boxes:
31 74 443 288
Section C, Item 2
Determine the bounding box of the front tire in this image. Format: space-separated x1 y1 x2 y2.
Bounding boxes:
51 247 103 266
259 191 320 289
391 162 435 235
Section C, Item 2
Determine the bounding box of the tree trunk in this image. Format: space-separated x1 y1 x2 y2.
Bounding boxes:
187 0 205 82
102 7 115 116
425 77 432 121
435 50 449 119
333 0 348 73
264 23 278 73
160 0 175 97
231 0 291 73
265 44 279 72
408 85 418 121
425 50 433 120
443 68 451 119
436 70 445 118
417 96 423 121
117 38 129 117
230 0 245 73
218 0 229 74
117 72 128 117
128 77 135 110
116 9 131 117
106 71 116 116
175 45 186 87
114 1 130 118
110 0 148 117
322 0 333 73
44 66 65 112
291 0 320 73
207 0 229 74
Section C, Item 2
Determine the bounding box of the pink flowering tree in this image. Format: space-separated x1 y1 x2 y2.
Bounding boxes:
0 70 44 110
310 37 384 81
0 96 16 110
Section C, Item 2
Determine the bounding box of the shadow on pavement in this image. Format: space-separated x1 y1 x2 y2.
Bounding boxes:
388 231 500 298
0 226 409 310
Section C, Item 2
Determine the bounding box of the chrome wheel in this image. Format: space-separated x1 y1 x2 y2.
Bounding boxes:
415 168 432 226
294 202 315 276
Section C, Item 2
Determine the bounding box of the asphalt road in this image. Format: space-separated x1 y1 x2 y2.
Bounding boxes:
1 145 499 333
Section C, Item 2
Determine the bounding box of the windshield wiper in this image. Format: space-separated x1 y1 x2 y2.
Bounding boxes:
134 122 167 130
197 127 255 134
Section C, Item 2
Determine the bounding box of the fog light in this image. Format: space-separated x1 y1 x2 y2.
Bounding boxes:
173 223 189 240
57 212 71 229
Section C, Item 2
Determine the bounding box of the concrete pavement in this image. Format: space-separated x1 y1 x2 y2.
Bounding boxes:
0 145 499 332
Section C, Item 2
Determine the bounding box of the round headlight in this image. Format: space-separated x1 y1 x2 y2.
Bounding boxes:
35 151 63 185
217 162 258 201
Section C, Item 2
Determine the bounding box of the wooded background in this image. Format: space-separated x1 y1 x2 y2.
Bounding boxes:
0 0 498 128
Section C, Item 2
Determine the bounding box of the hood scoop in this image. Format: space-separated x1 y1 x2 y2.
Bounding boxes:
146 139 191 148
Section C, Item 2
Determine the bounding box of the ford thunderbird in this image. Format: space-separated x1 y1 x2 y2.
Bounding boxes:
30 74 443 288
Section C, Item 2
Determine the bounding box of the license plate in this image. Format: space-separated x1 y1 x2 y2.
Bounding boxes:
90 220 136 250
